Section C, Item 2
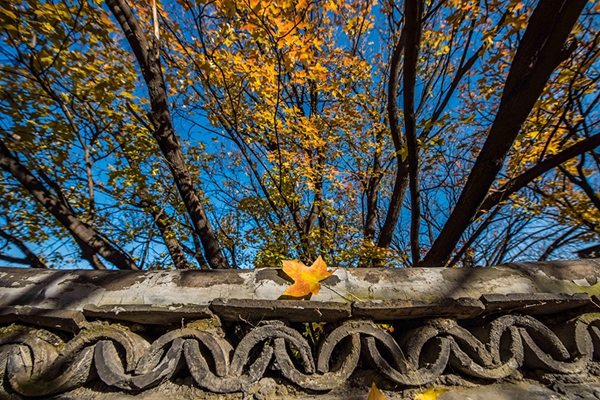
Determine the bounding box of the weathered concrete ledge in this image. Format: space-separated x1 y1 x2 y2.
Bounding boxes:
1 260 600 399
1 259 599 310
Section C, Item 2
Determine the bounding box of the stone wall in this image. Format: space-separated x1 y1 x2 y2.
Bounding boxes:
1 260 600 399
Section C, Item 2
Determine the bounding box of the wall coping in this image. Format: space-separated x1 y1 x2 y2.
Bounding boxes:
1 260 600 398
1 259 599 310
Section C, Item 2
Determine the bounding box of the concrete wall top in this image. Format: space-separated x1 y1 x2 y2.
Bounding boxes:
1 259 598 310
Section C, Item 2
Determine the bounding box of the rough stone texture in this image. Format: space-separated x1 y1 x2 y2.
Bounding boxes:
0 306 85 333
3 312 600 397
352 297 485 320
480 293 591 316
36 381 600 400
83 304 213 324
506 260 600 296
439 382 565 400
210 298 351 322
3 261 599 312
2 260 600 398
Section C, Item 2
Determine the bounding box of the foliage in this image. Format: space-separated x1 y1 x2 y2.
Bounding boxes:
0 0 598 269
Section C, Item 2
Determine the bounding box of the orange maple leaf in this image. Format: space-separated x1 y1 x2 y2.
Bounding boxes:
282 256 335 297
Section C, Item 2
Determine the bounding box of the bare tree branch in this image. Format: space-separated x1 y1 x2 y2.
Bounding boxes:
376 28 409 264
404 0 424 265
421 0 588 267
106 0 229 268
0 138 137 270
0 227 47 269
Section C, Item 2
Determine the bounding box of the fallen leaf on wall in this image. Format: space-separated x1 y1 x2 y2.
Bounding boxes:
282 256 335 297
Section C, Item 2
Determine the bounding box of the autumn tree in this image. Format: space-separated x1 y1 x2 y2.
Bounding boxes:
0 0 598 270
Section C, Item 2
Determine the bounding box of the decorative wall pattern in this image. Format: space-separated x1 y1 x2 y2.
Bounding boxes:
2 313 600 397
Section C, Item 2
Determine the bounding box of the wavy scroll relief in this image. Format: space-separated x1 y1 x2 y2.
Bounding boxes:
1 314 600 397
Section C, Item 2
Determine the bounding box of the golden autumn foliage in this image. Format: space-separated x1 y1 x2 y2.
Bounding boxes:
0 0 598 269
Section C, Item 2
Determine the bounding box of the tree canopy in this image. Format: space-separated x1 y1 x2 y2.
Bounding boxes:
0 0 598 270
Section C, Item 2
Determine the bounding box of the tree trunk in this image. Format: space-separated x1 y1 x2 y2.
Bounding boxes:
0 227 47 269
421 0 588 267
117 136 191 270
0 139 138 270
404 0 424 265
106 0 229 269
375 29 409 267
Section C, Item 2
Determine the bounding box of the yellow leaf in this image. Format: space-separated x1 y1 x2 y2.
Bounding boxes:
0 8 17 20
324 0 337 13
222 0 235 17
367 382 388 400
376 323 394 333
414 387 448 400
282 256 335 297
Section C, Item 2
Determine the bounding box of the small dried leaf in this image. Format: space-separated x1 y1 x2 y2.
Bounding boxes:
414 387 448 400
367 382 388 400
